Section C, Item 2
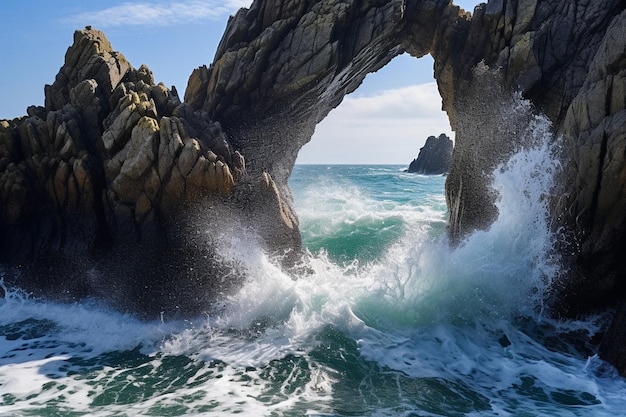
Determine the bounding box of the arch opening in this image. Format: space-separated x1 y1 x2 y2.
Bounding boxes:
288 52 457 264
296 53 454 165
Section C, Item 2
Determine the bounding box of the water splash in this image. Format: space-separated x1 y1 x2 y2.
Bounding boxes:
3 125 626 416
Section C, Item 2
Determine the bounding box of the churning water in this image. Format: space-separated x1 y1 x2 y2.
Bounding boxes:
2 126 626 415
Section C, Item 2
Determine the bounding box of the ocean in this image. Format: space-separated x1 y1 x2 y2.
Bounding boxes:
2 144 626 416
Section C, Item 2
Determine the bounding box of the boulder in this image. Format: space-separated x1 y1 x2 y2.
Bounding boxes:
407 133 453 175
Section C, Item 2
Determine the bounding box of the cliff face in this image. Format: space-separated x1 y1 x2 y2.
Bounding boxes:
437 0 626 243
427 0 626 371
2 0 626 370
434 1 626 317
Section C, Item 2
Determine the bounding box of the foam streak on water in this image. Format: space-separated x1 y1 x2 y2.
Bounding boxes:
2 149 626 415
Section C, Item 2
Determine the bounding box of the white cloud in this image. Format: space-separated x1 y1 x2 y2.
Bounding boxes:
63 0 252 28
336 82 446 120
298 82 453 164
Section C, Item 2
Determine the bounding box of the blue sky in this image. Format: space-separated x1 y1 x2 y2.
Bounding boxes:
0 0 478 164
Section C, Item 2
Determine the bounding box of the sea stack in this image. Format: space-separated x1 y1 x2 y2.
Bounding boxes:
0 28 299 316
407 133 453 175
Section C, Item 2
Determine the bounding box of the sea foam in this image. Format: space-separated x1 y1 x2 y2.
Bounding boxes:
2 115 626 416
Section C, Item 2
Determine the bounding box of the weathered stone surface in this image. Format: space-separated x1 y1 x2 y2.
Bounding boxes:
45 29 131 112
431 0 623 243
0 28 255 316
407 133 453 175
189 0 409 187
418 0 626 336
542 9 626 368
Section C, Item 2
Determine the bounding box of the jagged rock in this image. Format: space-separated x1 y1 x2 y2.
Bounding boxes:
151 82 181 116
0 28 255 316
110 116 159 202
184 65 210 110
426 1 626 324
407 133 453 175
102 90 157 154
45 29 131 112
189 0 408 188
546 9 626 368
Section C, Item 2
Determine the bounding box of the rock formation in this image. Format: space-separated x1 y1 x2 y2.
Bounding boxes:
181 0 626 374
2 0 626 374
435 0 625 244
407 133 453 175
0 28 299 316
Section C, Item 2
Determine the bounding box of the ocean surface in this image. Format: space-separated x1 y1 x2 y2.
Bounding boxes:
3 148 626 415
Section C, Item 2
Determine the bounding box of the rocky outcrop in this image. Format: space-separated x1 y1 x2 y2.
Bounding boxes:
419 0 626 371
555 10 626 371
432 1 626 312
421 0 626 338
431 0 625 244
555 9 626 312
0 28 298 316
407 133 453 175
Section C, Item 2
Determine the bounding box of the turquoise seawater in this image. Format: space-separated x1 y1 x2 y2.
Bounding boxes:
2 150 626 416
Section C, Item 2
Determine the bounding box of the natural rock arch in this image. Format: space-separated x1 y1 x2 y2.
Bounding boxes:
0 0 471 317
182 0 483 257
193 0 626 321
186 0 460 184
2 0 626 374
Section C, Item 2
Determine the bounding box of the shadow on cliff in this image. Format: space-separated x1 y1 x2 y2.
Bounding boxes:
1 197 255 319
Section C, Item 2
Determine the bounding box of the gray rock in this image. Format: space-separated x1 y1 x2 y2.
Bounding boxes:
407 134 453 175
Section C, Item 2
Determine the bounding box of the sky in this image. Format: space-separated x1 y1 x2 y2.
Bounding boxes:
0 0 479 164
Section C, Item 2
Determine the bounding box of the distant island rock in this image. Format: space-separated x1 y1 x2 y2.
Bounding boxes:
407 134 453 175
